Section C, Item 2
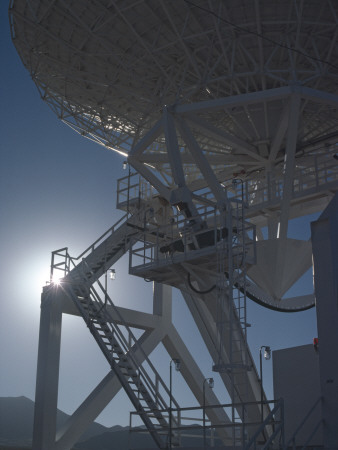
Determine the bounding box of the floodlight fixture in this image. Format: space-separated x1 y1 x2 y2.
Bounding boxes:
264 346 271 360
109 269 116 280
172 358 181 371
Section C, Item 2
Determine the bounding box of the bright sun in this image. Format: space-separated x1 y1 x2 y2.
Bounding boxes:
52 272 63 285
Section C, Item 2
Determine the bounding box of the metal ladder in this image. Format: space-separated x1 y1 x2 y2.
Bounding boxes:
214 200 251 447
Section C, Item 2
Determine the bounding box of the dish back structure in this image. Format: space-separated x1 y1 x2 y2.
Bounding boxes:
9 0 338 448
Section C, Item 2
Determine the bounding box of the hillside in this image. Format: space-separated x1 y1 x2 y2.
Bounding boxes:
0 397 208 449
0 397 112 447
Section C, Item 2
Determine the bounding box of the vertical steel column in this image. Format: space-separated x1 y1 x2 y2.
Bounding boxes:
278 93 301 240
32 286 63 450
153 281 172 318
311 194 338 449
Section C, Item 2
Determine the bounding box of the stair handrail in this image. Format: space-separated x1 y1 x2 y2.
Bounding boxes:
72 257 180 416
66 204 151 276
67 213 129 268
52 212 144 285
50 216 130 281
78 292 168 448
65 278 177 449
284 396 322 450
90 277 179 413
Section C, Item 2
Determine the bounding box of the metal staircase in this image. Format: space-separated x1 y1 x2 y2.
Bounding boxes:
51 206 165 286
71 281 174 448
49 180 262 448
50 213 180 449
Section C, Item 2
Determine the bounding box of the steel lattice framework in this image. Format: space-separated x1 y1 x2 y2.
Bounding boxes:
10 0 338 307
10 0 338 162
9 1 338 448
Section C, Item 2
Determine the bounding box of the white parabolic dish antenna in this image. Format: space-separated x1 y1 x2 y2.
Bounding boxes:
10 0 338 310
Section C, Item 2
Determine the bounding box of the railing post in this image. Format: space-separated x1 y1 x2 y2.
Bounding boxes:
50 252 55 283
315 154 319 188
242 402 245 446
279 398 285 449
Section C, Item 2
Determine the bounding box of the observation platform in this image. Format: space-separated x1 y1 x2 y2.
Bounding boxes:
127 214 256 286
129 235 255 287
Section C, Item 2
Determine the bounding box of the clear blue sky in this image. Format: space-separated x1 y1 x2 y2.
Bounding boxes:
0 1 318 428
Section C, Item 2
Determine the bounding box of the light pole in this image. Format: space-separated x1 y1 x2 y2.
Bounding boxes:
203 377 214 449
259 345 271 424
169 358 180 450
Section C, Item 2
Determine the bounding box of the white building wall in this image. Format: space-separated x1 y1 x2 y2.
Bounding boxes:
273 344 323 447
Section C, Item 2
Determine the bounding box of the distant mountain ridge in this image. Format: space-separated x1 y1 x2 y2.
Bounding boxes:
0 396 206 449
0 396 125 448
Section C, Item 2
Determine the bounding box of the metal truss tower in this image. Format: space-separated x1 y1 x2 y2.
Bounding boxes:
9 0 338 448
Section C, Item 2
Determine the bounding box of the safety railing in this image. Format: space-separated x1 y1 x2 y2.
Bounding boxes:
116 147 338 223
129 398 284 449
49 213 129 283
129 200 256 273
117 172 157 210
231 147 338 210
